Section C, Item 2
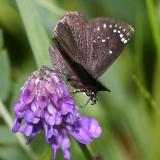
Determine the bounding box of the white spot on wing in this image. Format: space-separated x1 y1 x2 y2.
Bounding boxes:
109 24 112 28
121 38 125 42
109 50 113 54
120 34 123 38
102 39 106 42
103 24 106 28
113 29 117 33
121 37 128 44
97 26 100 31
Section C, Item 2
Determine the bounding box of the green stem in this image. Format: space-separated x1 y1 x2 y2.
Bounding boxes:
132 75 159 111
145 0 160 102
145 0 160 57
78 143 93 160
78 142 103 160
0 101 38 160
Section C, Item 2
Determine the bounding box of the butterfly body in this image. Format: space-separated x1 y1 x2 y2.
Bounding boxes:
50 12 134 104
49 45 108 104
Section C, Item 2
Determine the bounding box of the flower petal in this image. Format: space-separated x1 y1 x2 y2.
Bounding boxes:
62 149 71 160
51 94 60 109
65 113 76 124
22 89 35 104
12 118 22 133
45 82 57 94
88 118 102 138
37 95 48 109
68 116 102 144
61 98 75 115
52 144 59 160
61 130 71 150
20 123 33 136
45 111 55 125
55 112 62 125
47 103 57 115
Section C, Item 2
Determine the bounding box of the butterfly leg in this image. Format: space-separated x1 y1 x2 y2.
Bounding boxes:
77 98 91 110
85 90 97 105
70 88 85 94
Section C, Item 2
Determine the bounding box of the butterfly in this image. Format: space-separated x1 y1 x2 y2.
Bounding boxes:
50 12 134 104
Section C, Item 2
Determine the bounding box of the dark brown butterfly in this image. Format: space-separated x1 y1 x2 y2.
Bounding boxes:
50 12 134 104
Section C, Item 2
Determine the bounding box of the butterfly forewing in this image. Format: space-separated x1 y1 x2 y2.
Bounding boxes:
54 12 134 79
54 12 88 62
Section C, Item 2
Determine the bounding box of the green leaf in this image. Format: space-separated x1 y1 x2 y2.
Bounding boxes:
0 0 23 36
0 147 29 160
0 126 17 145
145 0 160 103
16 0 51 67
0 101 39 160
0 29 3 48
0 30 11 100
100 0 136 23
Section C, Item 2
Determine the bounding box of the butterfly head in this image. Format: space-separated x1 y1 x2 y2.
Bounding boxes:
85 90 97 105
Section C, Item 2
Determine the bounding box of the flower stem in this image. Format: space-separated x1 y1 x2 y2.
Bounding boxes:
0 101 38 160
78 143 93 160
78 142 103 160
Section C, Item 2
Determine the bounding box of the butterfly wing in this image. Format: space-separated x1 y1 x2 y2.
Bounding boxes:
53 12 88 63
84 18 134 77
49 47 74 76
49 44 107 92
53 12 134 78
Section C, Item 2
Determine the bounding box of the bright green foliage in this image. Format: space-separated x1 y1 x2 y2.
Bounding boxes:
0 30 11 100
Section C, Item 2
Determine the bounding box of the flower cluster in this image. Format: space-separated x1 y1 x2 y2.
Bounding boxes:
12 66 102 160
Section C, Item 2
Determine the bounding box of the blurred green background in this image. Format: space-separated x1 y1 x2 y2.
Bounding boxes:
0 0 160 160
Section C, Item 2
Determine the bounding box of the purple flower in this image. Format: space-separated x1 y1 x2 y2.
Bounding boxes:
12 66 102 160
